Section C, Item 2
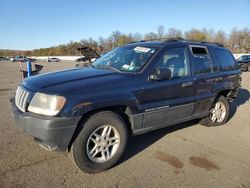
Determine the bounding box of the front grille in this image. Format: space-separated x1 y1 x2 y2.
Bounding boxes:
15 86 30 112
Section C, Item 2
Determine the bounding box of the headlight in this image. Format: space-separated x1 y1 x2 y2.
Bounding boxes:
28 93 66 116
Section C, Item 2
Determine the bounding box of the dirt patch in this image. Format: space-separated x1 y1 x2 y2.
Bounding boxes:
0 88 13 96
154 151 184 169
0 88 13 92
189 156 220 171
240 183 249 188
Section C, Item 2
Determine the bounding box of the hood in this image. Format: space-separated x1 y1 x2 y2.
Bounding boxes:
22 67 124 93
237 60 249 63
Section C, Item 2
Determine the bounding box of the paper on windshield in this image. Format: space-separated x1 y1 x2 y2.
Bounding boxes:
133 46 151 53
122 64 135 70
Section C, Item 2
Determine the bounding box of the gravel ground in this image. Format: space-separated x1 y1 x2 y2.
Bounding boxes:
0 61 250 188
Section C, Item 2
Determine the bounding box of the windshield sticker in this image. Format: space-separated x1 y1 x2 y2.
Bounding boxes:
122 64 135 71
122 64 130 69
133 46 151 53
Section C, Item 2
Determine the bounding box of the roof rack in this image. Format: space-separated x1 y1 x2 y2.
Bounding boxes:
210 42 224 47
129 37 224 47
139 37 183 43
180 39 224 47
128 37 183 44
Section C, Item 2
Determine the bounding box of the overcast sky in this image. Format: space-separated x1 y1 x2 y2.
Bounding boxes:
0 0 249 50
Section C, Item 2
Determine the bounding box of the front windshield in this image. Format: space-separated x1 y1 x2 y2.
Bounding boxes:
238 56 250 61
92 45 158 72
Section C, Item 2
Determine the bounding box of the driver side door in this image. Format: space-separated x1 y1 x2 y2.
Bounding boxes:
137 45 196 129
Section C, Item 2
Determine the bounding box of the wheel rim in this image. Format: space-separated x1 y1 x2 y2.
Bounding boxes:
209 101 227 123
86 125 120 163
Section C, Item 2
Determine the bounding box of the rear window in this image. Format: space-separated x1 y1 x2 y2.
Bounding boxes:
213 48 237 71
190 46 212 74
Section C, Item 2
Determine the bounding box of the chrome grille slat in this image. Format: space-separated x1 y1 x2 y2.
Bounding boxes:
15 86 30 112
15 87 21 106
18 89 23 105
22 92 29 110
19 90 26 108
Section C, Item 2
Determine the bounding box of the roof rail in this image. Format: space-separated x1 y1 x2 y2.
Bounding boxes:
139 37 184 43
129 37 224 47
210 42 224 47
180 39 224 47
127 37 182 43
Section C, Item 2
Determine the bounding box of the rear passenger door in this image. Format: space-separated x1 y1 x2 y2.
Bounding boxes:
190 45 220 115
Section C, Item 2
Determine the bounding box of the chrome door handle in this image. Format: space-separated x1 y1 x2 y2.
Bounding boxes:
182 81 193 87
215 77 223 81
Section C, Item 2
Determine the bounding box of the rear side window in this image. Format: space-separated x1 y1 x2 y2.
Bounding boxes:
213 48 237 71
190 46 212 74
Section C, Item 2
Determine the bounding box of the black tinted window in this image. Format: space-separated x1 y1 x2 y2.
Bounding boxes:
191 46 212 74
213 49 237 71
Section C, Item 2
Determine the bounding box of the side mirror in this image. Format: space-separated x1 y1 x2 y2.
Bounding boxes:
150 68 172 81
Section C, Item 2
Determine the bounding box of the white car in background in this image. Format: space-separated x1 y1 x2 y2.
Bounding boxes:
46 57 61 62
11 56 27 62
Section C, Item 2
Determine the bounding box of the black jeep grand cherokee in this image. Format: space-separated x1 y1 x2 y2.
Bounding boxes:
10 38 241 173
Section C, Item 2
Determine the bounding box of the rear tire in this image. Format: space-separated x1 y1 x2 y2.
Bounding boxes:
199 96 230 127
71 111 128 173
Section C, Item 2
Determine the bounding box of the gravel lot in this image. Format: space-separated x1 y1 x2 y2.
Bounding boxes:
0 61 250 188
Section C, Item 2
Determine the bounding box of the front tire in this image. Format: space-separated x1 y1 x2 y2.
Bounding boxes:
199 96 230 127
71 111 128 173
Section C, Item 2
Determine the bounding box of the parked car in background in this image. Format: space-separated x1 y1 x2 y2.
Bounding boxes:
0 56 9 61
75 56 88 62
46 57 61 62
11 56 27 62
237 55 250 71
10 56 15 61
10 38 241 173
27 57 37 62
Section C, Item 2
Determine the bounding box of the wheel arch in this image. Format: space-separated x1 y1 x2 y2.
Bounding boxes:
216 89 236 102
68 105 133 151
217 89 231 98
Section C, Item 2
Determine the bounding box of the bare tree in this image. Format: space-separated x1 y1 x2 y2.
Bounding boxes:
156 25 165 38
239 27 250 53
133 32 143 41
166 28 183 38
144 32 158 40
110 31 122 47
214 30 227 45
205 28 216 42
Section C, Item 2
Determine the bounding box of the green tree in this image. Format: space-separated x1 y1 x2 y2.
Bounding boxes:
185 28 207 41
117 35 131 46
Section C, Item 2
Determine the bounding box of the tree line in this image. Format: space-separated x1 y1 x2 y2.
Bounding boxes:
1 26 249 57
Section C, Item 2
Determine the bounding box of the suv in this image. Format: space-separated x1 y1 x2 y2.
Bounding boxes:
10 38 241 173
237 55 250 72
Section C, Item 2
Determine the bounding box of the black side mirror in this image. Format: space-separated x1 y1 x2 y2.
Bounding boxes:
150 67 172 81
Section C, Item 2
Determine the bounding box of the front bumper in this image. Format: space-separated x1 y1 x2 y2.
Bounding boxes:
10 98 81 152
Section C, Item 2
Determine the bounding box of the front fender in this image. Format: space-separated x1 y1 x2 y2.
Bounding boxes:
71 93 139 116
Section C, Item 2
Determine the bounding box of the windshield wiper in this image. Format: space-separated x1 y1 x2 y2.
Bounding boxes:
99 66 121 73
88 64 95 68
